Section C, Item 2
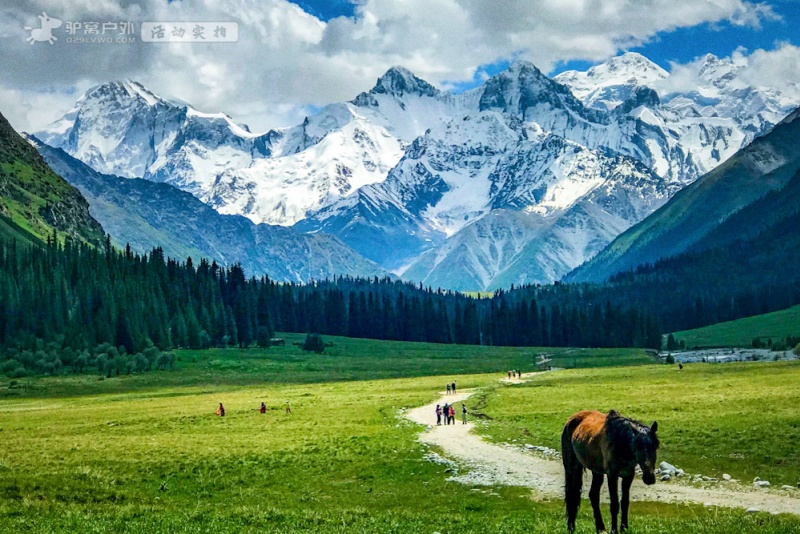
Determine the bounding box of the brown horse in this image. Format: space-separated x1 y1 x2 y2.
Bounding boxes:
561 410 659 533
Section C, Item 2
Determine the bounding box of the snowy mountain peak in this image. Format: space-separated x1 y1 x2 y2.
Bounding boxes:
36 80 262 188
116 80 162 105
602 52 667 77
698 53 726 71
82 80 172 110
554 53 667 111
507 59 546 76
478 59 593 122
371 66 440 98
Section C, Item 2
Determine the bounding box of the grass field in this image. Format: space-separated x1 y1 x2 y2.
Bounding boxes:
477 361 800 487
673 305 800 348
0 337 798 533
0 333 654 399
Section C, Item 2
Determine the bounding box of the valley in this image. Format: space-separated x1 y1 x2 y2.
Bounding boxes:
3 9 800 532
1 338 798 533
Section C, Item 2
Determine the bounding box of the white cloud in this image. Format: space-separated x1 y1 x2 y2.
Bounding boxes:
737 42 800 99
655 42 800 101
0 0 790 133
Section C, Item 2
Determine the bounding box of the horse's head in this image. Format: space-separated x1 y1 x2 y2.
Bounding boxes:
634 421 659 485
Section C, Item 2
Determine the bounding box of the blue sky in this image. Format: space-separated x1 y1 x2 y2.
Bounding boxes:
291 0 800 77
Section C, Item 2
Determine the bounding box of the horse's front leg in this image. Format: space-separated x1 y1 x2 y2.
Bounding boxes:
620 474 634 531
607 474 619 533
589 471 606 532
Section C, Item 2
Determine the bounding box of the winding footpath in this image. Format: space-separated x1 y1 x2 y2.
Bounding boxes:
406 379 800 516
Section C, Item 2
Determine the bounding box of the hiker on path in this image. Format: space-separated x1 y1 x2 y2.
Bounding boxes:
461 403 467 424
260 402 266 414
285 400 291 414
449 404 456 425
446 383 451 395
217 403 225 417
508 370 511 379
436 404 442 425
451 381 456 394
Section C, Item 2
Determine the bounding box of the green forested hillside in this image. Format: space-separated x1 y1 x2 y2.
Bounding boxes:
673 305 800 348
0 112 104 246
0 212 40 247
569 107 800 283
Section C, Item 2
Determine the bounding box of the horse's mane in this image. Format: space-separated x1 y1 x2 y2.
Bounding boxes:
606 410 659 449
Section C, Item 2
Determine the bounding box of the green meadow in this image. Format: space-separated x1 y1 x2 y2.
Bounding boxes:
673 305 800 348
477 361 800 487
0 336 798 533
1 333 653 399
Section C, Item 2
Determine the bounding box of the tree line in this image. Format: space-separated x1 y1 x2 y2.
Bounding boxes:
0 236 663 375
5 211 799 378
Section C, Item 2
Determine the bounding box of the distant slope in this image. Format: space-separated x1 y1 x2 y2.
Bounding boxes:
0 112 104 246
32 139 387 282
673 305 800 348
0 212 41 247
568 107 800 282
595 197 800 333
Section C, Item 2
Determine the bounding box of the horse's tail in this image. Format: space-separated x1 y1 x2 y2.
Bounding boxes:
561 415 584 531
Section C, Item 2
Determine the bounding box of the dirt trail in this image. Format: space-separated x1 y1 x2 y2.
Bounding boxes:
407 387 800 516
498 371 549 385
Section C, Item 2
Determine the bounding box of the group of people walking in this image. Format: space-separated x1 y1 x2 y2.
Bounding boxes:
445 381 457 394
436 402 467 425
507 370 522 379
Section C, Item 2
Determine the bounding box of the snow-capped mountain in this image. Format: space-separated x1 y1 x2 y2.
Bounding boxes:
660 53 796 137
298 106 672 286
568 106 800 284
203 103 406 225
554 52 669 112
39 69 476 227
38 54 800 290
204 67 484 225
38 81 267 196
32 136 386 283
557 52 797 174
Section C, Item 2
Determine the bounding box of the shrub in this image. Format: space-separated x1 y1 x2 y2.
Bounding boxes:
665 354 675 364
10 368 27 379
302 333 325 354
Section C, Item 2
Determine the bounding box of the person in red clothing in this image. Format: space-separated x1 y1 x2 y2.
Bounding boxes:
260 402 266 414
448 404 456 424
